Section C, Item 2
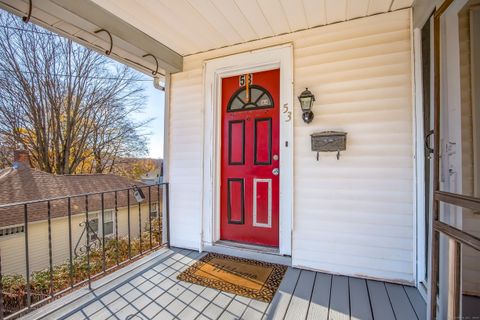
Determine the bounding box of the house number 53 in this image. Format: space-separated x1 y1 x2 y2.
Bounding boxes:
283 104 291 122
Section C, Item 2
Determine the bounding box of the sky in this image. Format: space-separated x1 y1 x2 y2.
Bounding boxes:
136 79 165 159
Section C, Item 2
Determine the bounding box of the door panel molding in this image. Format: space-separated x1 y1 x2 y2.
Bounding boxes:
253 118 273 166
228 120 246 165
227 178 245 225
253 178 272 228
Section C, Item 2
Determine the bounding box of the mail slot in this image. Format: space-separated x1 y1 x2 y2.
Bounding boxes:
311 131 347 160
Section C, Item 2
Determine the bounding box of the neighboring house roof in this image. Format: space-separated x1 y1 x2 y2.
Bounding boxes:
0 165 159 228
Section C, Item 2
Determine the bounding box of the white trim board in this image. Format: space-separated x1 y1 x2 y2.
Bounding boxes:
201 44 294 256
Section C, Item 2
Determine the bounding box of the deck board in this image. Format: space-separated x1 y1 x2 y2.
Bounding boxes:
242 299 269 320
366 280 396 320
284 270 316 320
263 267 301 320
328 275 350 320
28 248 426 320
404 285 427 320
385 283 418 320
306 272 332 320
463 295 480 319
349 277 373 320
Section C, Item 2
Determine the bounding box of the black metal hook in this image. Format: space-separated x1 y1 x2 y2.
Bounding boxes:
22 0 32 23
142 54 159 76
94 29 113 55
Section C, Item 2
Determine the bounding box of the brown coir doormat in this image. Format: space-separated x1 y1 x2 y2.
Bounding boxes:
177 253 287 302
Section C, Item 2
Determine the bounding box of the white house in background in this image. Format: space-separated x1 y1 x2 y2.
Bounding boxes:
140 167 163 185
0 0 478 318
0 152 159 275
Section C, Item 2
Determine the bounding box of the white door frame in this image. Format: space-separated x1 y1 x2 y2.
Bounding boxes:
201 44 294 256
413 26 427 293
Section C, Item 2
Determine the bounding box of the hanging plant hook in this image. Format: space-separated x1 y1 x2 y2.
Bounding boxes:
22 0 32 23
142 54 159 76
94 29 113 55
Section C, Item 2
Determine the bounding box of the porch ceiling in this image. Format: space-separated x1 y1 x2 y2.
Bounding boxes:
0 0 183 76
91 0 414 56
0 0 414 75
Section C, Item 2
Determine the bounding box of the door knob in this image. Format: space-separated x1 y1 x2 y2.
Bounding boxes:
272 168 279 175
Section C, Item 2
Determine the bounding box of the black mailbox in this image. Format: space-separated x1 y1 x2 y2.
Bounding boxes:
311 131 347 160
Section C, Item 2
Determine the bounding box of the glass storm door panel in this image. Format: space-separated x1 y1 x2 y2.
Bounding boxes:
220 69 280 247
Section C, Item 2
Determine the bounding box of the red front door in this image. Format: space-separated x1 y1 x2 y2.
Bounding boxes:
220 69 280 247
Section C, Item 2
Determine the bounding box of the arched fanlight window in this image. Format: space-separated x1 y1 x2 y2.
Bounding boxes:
227 85 274 112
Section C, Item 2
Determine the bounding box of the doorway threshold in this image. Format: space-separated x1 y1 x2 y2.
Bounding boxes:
203 240 292 266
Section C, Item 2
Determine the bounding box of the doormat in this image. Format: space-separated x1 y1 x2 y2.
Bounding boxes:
177 253 287 302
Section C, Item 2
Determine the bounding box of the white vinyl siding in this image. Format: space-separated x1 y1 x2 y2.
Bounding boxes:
168 9 414 282
0 204 150 276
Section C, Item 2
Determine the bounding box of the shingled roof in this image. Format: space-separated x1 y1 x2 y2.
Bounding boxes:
0 165 159 228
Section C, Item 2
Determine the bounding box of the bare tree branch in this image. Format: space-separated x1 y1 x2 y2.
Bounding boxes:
0 12 151 174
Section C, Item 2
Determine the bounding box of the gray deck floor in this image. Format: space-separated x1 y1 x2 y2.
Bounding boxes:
28 247 426 320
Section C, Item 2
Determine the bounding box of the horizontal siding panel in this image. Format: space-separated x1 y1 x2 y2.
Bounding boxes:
169 70 203 251
294 168 412 180
294 15 407 47
295 258 412 282
300 207 412 219
295 188 412 202
168 9 414 282
297 212 413 230
299 63 410 84
295 29 409 57
293 240 413 262
295 40 410 67
295 231 413 250
294 248 413 276
296 52 411 74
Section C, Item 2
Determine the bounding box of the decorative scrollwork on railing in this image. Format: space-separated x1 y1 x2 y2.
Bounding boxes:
74 220 102 259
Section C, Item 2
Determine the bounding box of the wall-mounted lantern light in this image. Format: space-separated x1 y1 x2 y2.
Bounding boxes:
298 88 315 124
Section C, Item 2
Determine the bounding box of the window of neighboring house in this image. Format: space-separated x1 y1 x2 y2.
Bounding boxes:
0 225 25 237
88 213 99 242
150 202 159 219
103 210 114 236
87 210 114 242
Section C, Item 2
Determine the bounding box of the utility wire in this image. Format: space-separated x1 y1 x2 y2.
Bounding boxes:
0 68 152 82
0 25 55 36
0 24 155 83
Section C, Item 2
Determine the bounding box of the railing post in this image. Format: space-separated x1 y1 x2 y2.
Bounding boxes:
148 186 152 249
127 189 131 259
165 183 170 248
85 195 91 290
101 193 106 273
23 204 31 310
47 201 54 298
157 183 161 246
1 248 4 320
68 197 74 288
114 191 119 266
138 194 142 255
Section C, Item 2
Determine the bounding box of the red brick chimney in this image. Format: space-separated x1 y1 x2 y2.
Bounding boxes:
13 150 31 168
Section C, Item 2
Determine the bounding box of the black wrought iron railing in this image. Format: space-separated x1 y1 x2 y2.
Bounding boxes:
0 182 169 319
